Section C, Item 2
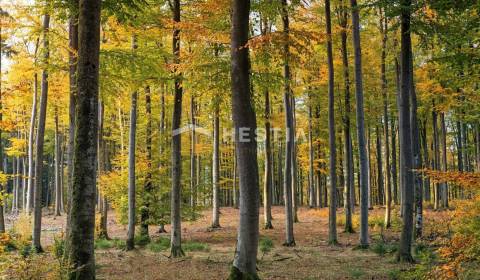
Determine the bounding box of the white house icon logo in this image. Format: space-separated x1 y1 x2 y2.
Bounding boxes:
172 124 211 137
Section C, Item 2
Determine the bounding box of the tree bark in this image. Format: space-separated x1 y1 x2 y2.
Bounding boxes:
325 0 337 245
170 0 185 258
0 11 4 233
264 89 273 228
67 0 79 216
440 113 449 208
397 0 415 262
432 104 440 209
212 100 220 228
32 13 50 252
190 96 196 215
97 101 109 239
26 72 38 214
54 108 61 216
66 0 101 277
339 1 354 232
229 0 260 277
126 34 138 250
281 0 295 247
350 0 369 247
140 85 152 238
308 94 316 208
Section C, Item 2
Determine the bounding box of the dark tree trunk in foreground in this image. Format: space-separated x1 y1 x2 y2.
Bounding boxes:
325 0 337 245
170 0 185 258
350 0 369 247
32 13 50 252
281 0 295 247
67 0 79 220
0 20 4 232
397 0 415 263
229 0 260 278
66 0 101 278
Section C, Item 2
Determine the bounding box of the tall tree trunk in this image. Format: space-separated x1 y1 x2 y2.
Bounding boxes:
67 0 79 217
140 86 152 238
229 0 260 277
397 0 415 262
233 148 239 209
376 125 384 206
126 35 138 250
350 0 369 247
264 88 273 229
281 0 295 247
97 101 109 239
26 73 38 214
325 0 337 245
409 46 423 238
291 96 299 223
170 0 185 258
432 104 440 209
32 13 50 252
339 1 354 232
0 10 4 232
380 10 392 227
212 101 220 228
440 113 449 208
308 94 316 208
54 108 61 216
66 0 101 277
190 96 196 216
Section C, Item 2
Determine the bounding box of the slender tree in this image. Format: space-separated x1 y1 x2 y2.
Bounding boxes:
140 85 153 238
281 0 295 247
32 12 50 252
66 0 101 277
350 0 369 247
440 113 449 208
264 87 273 229
26 39 40 214
339 0 354 232
325 0 337 245
54 108 61 216
228 0 260 277
379 10 392 227
126 35 138 250
212 99 220 228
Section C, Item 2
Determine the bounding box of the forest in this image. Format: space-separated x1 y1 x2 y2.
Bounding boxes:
0 0 479 279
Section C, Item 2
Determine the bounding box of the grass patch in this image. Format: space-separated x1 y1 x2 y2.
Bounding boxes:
134 234 151 246
387 268 401 280
371 239 398 256
95 239 114 250
347 267 365 279
183 241 209 252
259 237 274 256
146 237 171 252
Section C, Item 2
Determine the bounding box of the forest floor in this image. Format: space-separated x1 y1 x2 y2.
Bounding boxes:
3 205 450 279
